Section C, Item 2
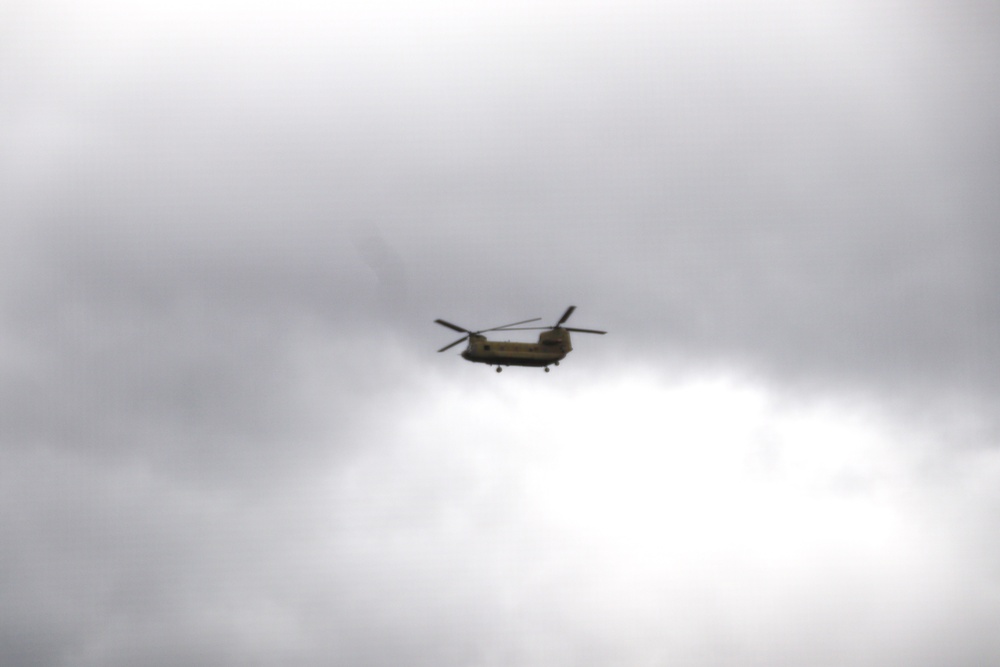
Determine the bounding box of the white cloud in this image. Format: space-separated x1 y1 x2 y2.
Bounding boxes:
313 368 1000 664
2 0 998 664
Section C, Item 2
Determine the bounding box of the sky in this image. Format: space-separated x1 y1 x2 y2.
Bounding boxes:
2 1 999 665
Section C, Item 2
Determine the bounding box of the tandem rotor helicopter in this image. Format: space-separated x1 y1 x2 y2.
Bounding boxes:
435 306 606 372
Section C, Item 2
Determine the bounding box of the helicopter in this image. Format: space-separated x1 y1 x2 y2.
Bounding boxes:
435 306 606 372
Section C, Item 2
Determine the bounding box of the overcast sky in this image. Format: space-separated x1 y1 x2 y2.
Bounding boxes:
3 1 999 665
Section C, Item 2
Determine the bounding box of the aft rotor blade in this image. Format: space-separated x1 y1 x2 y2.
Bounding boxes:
438 335 469 352
564 327 606 334
484 317 542 332
435 319 470 333
556 306 576 327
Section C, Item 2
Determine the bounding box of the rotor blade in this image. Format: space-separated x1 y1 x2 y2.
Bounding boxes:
483 317 542 332
563 327 606 334
556 306 576 327
438 335 469 352
435 319 470 333
490 327 549 331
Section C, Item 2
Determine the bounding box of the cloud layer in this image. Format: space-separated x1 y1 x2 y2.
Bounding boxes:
2 1 999 665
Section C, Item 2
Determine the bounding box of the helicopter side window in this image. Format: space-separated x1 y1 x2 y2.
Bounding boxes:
483 344 491 351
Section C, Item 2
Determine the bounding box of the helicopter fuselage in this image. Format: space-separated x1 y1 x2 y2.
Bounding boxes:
435 306 604 372
461 329 572 368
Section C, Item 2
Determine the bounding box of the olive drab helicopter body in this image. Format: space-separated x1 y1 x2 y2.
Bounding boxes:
435 306 606 372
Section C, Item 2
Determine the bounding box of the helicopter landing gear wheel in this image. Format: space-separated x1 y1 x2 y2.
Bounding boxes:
496 367 502 373
554 360 559 366
544 367 550 373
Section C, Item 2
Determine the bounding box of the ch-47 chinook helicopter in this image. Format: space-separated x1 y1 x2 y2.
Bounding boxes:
435 306 606 372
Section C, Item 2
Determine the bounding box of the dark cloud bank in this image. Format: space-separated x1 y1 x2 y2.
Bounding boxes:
2 2 999 665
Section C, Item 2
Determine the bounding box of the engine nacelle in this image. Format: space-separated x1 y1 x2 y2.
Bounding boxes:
538 328 572 353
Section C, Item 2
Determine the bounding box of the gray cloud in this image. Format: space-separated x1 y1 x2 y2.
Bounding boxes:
2 1 999 665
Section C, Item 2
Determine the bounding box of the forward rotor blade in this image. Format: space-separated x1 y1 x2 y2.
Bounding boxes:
484 317 542 332
438 335 469 352
491 325 606 334
556 306 576 327
435 319 470 333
